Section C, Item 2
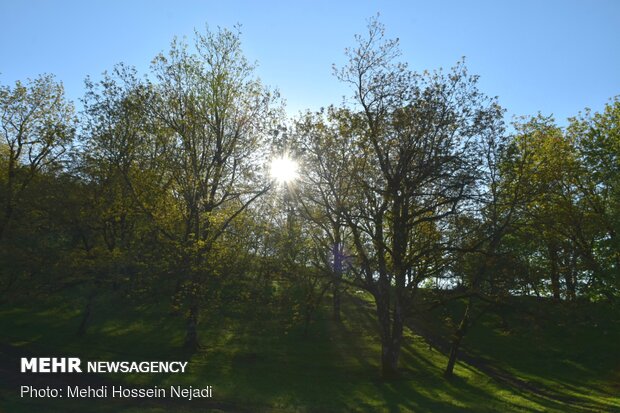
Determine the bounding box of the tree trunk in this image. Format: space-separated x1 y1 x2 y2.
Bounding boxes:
0 210 10 240
375 289 403 380
0 156 16 241
565 252 577 302
77 290 97 336
332 241 343 322
444 301 470 379
548 244 561 300
303 304 312 337
381 338 400 379
0 189 13 241
565 274 576 301
332 282 341 322
184 304 200 351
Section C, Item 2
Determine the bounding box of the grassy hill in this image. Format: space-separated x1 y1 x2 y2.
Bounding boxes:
1 287 619 412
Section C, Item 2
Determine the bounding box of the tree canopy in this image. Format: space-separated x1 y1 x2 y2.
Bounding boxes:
1 19 619 381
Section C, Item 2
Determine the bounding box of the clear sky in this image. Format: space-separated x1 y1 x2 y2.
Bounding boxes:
1 0 618 125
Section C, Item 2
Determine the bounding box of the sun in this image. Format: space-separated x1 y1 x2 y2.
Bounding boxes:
270 155 299 184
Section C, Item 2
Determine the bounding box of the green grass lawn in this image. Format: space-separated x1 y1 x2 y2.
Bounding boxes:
1 287 618 412
461 297 620 410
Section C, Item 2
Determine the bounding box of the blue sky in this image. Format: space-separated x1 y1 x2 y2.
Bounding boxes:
1 0 618 124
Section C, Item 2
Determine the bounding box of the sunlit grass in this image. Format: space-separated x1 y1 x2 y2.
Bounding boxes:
1 289 618 412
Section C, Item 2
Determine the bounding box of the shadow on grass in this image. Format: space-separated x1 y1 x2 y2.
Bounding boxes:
2 289 619 412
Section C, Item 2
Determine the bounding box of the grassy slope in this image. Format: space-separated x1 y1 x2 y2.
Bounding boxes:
0 286 618 412
462 297 620 410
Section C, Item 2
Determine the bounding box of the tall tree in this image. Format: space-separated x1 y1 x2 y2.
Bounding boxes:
0 75 75 239
442 116 537 378
570 98 620 299
295 107 359 322
81 27 282 348
330 18 502 378
143 26 281 349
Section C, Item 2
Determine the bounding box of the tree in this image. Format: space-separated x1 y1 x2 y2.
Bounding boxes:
80 27 282 348
295 107 359 322
77 65 163 335
508 116 579 300
442 116 534 378
570 97 620 299
140 26 281 349
329 18 502 378
0 74 75 239
507 115 602 302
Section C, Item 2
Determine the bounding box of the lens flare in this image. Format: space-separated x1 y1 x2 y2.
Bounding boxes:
270 155 299 184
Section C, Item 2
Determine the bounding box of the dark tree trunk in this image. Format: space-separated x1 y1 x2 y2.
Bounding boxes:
548 244 561 300
0 209 11 241
444 301 470 379
565 252 577 301
375 288 403 380
332 241 343 322
0 156 16 241
565 274 576 301
303 305 312 337
332 283 341 322
380 338 400 379
184 304 200 351
77 290 97 336
0 190 13 241
564 270 576 302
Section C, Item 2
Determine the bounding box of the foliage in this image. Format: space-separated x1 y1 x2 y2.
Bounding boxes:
1 19 619 405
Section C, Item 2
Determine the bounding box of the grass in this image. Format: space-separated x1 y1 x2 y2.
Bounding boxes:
461 297 620 410
0 286 619 412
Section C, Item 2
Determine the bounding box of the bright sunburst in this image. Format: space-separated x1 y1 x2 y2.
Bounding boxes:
270 155 299 184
